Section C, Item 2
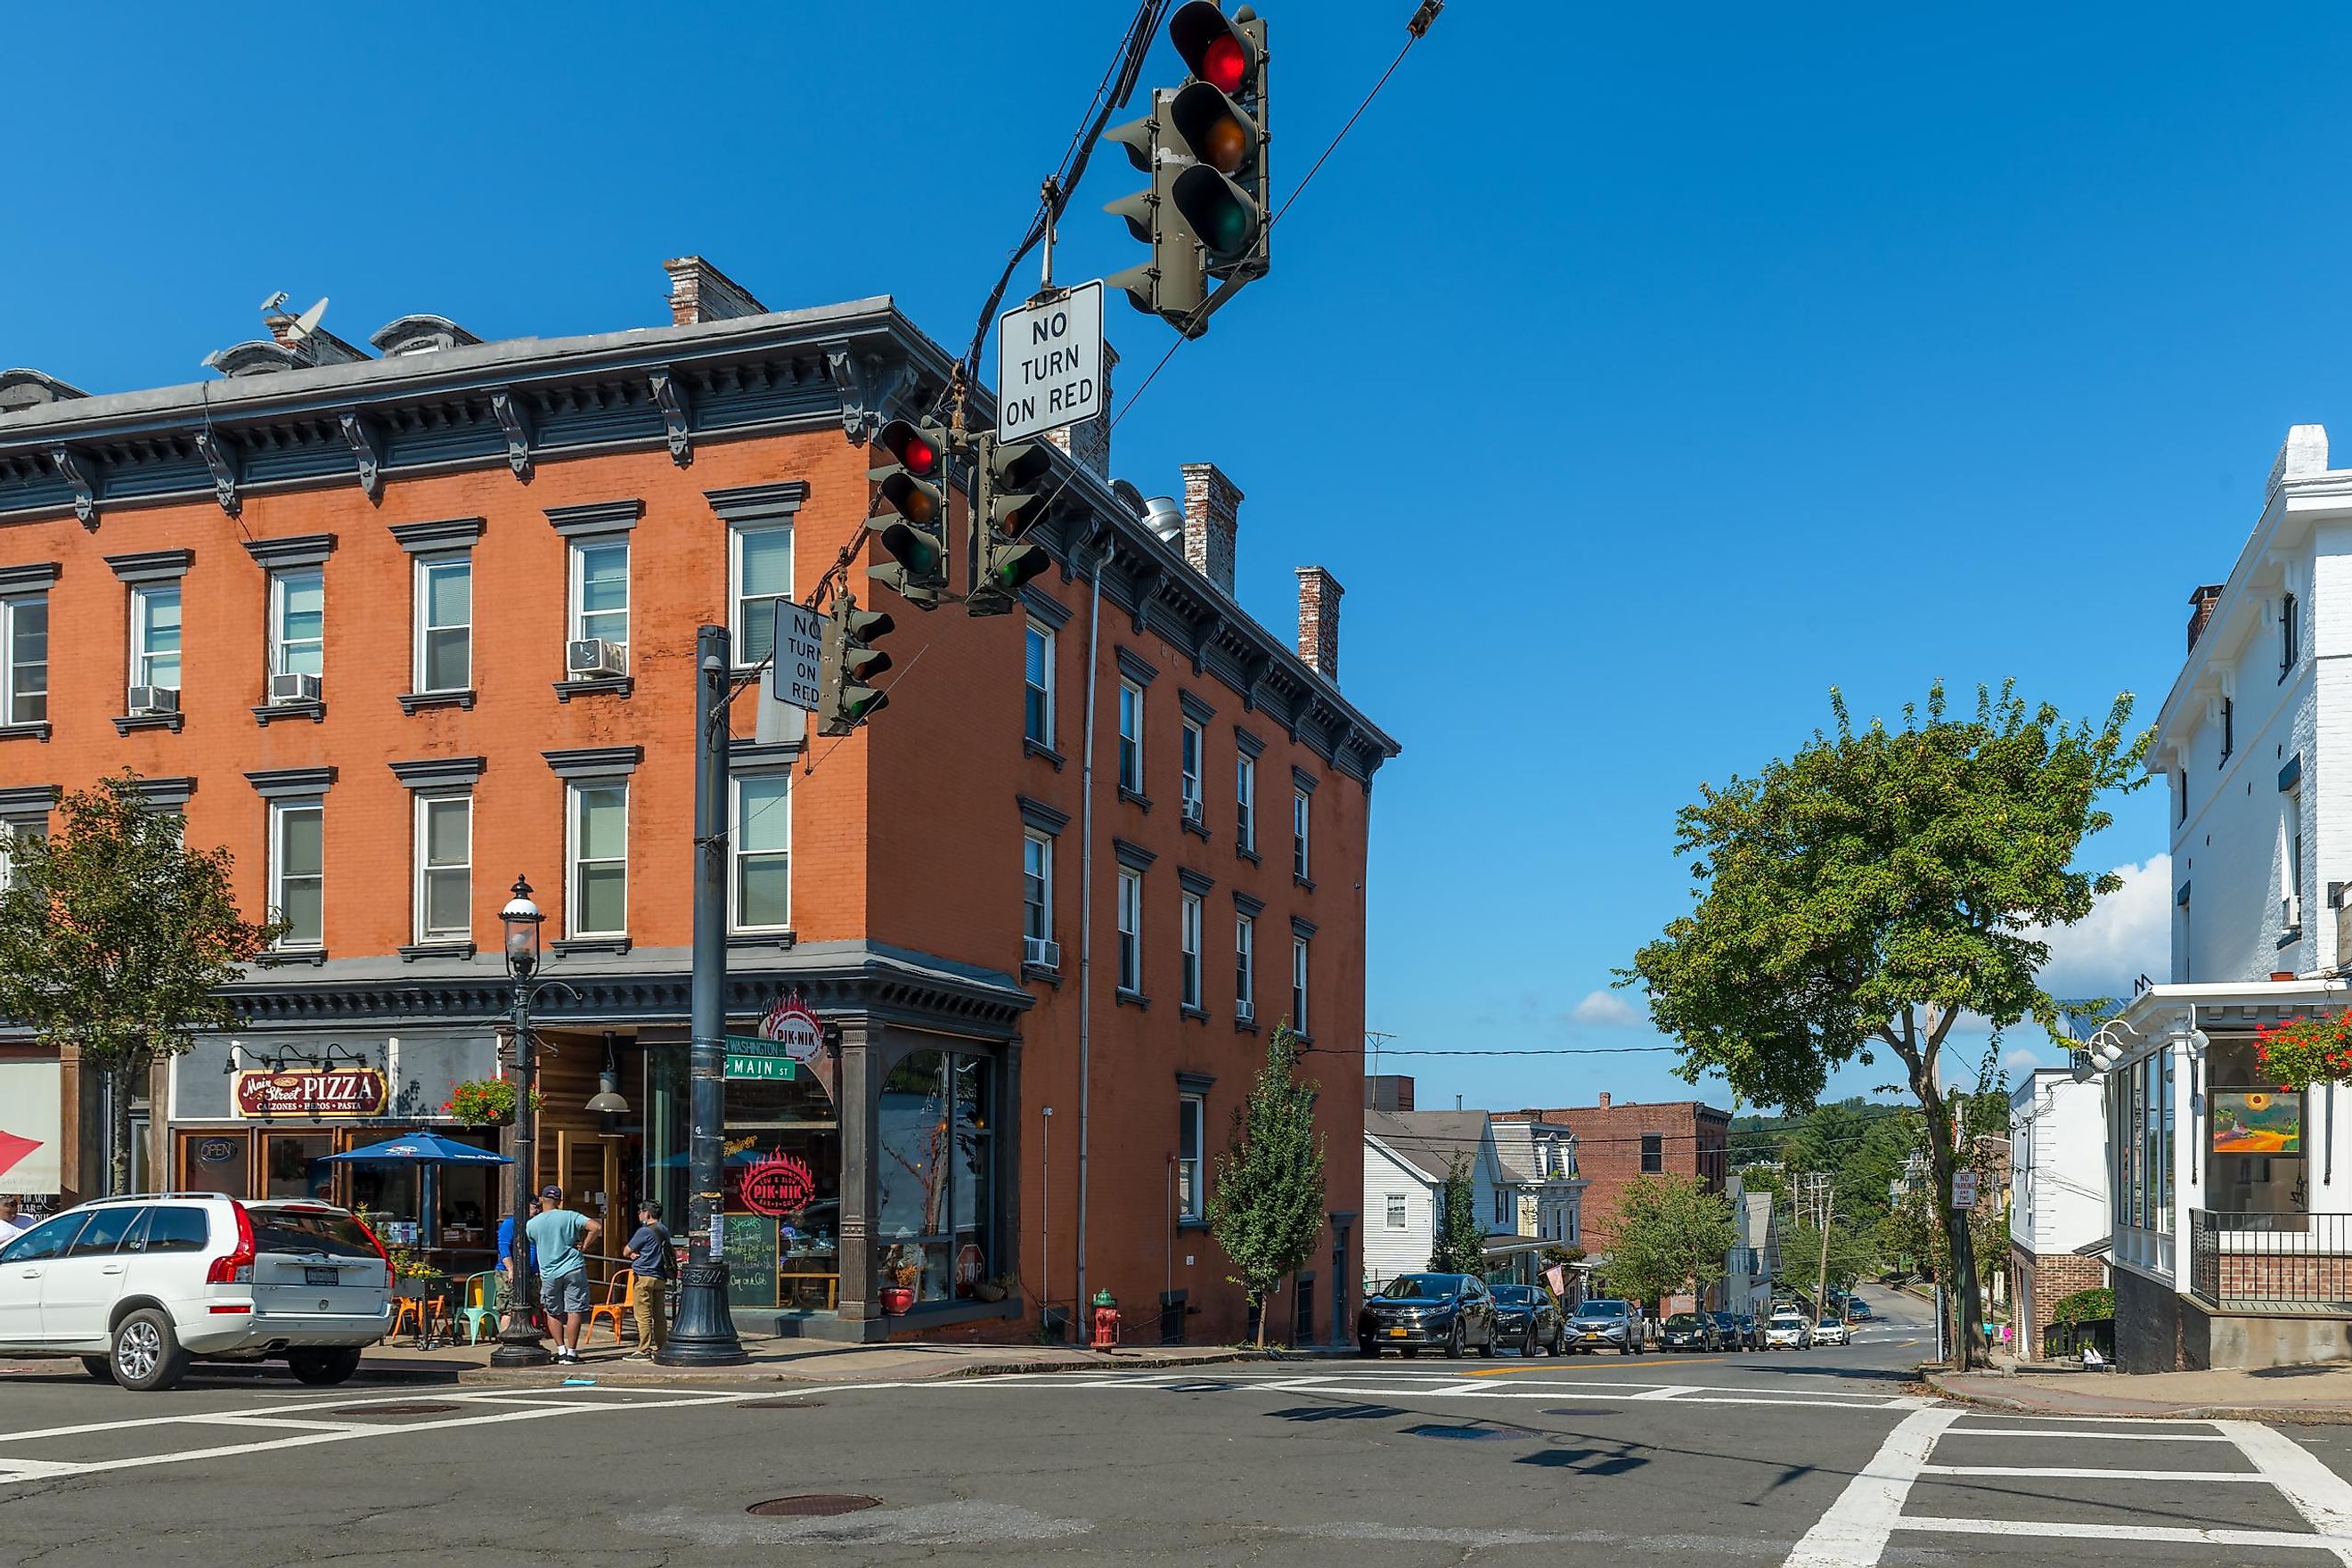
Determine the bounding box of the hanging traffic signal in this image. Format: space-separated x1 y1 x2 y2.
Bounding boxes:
867 417 951 610
1166 3 1270 276
1105 93 1209 332
968 435 1057 615
817 592 894 735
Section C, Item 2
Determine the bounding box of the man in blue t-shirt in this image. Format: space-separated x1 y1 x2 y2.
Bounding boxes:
495 1204 542 1333
525 1186 601 1364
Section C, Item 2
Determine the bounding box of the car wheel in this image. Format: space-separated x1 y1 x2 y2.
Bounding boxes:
111 1308 190 1393
1618 1337 1633 1355
1444 1322 1465 1360
80 1356 115 1384
1357 1337 1380 1358
1523 1327 1539 1358
288 1348 363 1386
1475 1325 1497 1359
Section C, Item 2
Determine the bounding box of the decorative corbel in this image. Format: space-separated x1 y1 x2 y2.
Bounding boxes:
338 410 385 502
1192 611 1227 676
489 388 535 482
648 366 692 467
1131 563 1166 634
50 445 97 529
822 342 909 445
1239 650 1273 713
192 429 241 518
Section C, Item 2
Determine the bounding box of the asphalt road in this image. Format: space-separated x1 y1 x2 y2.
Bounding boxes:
5 1287 2352 1566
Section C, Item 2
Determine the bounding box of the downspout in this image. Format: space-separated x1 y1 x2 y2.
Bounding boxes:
1073 526 1107 1328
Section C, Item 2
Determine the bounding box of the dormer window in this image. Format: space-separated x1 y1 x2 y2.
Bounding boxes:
369 315 484 357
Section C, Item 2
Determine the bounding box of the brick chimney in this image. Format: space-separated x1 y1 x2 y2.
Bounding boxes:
661 257 766 326
1295 566 1343 681
2187 584 2225 654
1045 344 1116 478
1180 461 1241 597
1597 1091 1612 1109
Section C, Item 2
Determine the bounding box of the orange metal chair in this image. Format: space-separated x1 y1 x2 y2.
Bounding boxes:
588 1270 637 1346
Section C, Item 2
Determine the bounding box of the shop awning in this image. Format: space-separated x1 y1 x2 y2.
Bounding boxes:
322 1131 511 1165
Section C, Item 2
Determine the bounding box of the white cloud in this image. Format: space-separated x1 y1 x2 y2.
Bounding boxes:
1572 989 1642 1027
2003 1046 2042 1071
2029 854 2170 1004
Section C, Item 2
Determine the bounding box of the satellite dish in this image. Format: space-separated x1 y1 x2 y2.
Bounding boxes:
284 297 330 344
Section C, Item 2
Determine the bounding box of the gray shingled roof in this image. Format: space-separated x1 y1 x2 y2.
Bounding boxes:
1367 1109 1490 1183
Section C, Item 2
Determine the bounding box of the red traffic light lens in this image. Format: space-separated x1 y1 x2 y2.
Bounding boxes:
1203 34 1245 94
902 435 936 476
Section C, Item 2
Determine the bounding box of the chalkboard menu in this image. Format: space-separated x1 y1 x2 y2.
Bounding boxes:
722 1213 779 1308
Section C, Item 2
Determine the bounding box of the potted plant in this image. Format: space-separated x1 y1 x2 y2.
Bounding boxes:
879 1245 920 1314
441 1078 543 1128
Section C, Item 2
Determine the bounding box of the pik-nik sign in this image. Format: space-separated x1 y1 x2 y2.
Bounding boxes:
996 281 1104 444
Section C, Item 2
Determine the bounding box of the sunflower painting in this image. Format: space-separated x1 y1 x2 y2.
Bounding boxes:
2212 1091 2302 1155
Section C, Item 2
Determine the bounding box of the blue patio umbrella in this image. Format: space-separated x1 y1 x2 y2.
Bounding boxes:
322 1131 512 1166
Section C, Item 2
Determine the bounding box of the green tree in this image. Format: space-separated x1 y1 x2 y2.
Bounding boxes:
1427 1155 1487 1275
1784 1216 1877 1297
1605 1174 1738 1308
1625 682 2143 1368
0 774 283 1196
1206 1023 1328 1348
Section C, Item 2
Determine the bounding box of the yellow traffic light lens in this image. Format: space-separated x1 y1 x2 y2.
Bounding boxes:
1204 117 1246 175
904 488 935 525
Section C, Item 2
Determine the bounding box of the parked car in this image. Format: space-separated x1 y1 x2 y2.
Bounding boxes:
0 1195 396 1392
1813 1316 1850 1347
1845 1299 1874 1323
1660 1311 1718 1352
1563 1296 1649 1355
1489 1284 1566 1356
1356 1273 1499 1360
1765 1310 1814 1350
1711 1311 1760 1351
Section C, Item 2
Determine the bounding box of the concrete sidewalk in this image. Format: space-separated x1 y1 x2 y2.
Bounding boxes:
1931 1360 2352 1421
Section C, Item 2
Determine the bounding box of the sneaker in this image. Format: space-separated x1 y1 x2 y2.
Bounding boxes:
556 1349 579 1364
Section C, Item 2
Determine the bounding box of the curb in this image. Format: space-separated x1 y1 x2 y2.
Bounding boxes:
1923 1371 2352 1425
450 1346 1270 1389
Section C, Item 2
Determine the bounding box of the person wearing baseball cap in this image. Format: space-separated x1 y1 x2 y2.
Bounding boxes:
525 1187 601 1364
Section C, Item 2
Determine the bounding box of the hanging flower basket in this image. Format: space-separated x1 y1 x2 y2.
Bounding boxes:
2252 1015 2352 1090
441 1079 542 1127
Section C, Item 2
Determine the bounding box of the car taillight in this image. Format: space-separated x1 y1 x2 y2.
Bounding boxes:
207 1202 257 1285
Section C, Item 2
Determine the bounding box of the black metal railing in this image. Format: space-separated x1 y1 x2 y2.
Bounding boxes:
2190 1209 2352 1311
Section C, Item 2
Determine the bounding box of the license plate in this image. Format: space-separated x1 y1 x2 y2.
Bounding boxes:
306 1267 338 1286
1388 1327 1408 1338
1582 1331 1601 1339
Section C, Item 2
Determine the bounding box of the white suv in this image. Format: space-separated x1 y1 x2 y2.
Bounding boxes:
0 1195 395 1392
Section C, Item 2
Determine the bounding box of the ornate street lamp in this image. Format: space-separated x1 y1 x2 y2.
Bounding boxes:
489 876 551 1368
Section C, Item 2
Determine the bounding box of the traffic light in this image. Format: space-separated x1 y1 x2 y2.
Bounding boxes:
1104 93 1208 331
817 592 894 736
968 435 1057 614
866 417 951 610
1167 2 1270 277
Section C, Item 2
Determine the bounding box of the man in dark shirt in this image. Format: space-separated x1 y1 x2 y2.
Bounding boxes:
623 1200 674 1360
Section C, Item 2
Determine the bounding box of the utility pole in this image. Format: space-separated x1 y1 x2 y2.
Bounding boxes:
1806 1172 1834 1330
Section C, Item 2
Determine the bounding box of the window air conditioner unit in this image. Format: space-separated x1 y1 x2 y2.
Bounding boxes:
568 638 627 679
1182 791 1204 825
2284 894 2303 930
1024 936 1061 970
268 673 322 705
127 685 179 716
1236 999 1254 1023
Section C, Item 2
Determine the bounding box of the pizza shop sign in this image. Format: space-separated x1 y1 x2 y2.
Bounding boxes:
233 1068 389 1120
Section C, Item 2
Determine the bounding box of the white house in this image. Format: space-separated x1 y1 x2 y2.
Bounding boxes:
1362 1109 1580 1293
1722 1176 1779 1320
2092 423 2352 1370
2007 1069 2111 1352
1489 1116 1587 1254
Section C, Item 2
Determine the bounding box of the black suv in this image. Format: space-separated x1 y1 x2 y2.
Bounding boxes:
1357 1273 1499 1359
1490 1284 1566 1356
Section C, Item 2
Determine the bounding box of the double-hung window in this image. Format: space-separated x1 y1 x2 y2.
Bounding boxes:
731 524 792 666
416 555 471 693
1118 680 1144 794
568 782 629 936
1180 892 1204 1009
1178 1094 1207 1222
2285 788 2306 932
1639 1133 1664 1174
270 798 324 950
731 773 790 931
1 593 45 725
1025 623 1054 747
1180 721 1205 825
1235 913 1255 1020
1290 935 1309 1033
131 584 182 698
1292 788 1311 881
1236 755 1256 853
268 568 323 680
1023 833 1053 951
1115 869 1143 993
414 794 472 943
570 539 631 663
1384 1193 1407 1229
0 821 43 892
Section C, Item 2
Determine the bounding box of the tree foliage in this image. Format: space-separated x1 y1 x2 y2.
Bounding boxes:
1206 1023 1328 1348
0 774 282 1195
1605 1175 1738 1307
1784 1216 1877 1296
1428 1155 1487 1275
1624 682 2144 1367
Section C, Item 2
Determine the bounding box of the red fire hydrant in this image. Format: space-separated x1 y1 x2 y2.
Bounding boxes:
1090 1288 1119 1350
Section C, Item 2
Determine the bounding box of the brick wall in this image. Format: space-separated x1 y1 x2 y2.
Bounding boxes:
2010 1241 2108 1351
1501 1100 1731 1247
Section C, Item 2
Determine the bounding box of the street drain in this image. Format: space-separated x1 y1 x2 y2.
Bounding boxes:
747 1495 881 1517
740 1398 826 1409
1405 1423 1537 1441
334 1402 461 1417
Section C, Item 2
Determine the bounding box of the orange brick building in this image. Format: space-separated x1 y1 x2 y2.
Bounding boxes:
0 260 1398 1343
1499 1093 1733 1247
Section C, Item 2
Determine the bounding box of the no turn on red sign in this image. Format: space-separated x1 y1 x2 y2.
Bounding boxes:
997 282 1104 444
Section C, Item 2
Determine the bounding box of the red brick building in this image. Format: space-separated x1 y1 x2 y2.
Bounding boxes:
0 259 1398 1343
1500 1092 1732 1247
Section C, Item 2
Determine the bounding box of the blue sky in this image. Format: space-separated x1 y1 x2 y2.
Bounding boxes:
8 2 2339 1114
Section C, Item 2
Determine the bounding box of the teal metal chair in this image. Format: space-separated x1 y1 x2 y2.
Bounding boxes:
459 1270 500 1345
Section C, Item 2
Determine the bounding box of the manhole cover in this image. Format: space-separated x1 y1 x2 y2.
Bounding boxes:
333 1402 461 1417
747 1495 881 1517
1405 1422 1537 1441
740 1398 826 1409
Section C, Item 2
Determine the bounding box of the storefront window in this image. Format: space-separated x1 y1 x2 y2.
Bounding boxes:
2206 1036 2307 1215
877 1049 994 1305
264 1133 334 1200
179 1131 248 1196
654 1048 842 1311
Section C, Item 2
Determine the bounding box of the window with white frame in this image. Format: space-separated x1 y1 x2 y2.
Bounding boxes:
1023 833 1052 946
1025 622 1054 746
414 794 472 943
1180 721 1205 824
1494 1188 1507 1227
568 781 629 936
0 821 43 892
569 538 631 657
2284 788 2306 930
1180 891 1204 1009
416 555 471 693
732 773 790 931
130 583 182 696
731 524 793 666
1236 754 1256 852
1292 788 1311 880
1 594 45 725
1236 912 1255 1020
1291 934 1309 1033
1118 680 1143 794
268 568 323 679
1385 1192 1406 1229
1116 869 1143 992
270 798 324 949
1178 1094 1206 1221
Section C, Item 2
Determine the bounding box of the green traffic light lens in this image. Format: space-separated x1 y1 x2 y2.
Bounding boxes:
1204 200 1252 256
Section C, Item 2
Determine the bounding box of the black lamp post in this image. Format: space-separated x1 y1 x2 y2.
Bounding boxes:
488 876 552 1368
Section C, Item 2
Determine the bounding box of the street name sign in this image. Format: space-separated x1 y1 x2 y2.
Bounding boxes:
723 1034 797 1082
769 602 824 713
997 281 1104 444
